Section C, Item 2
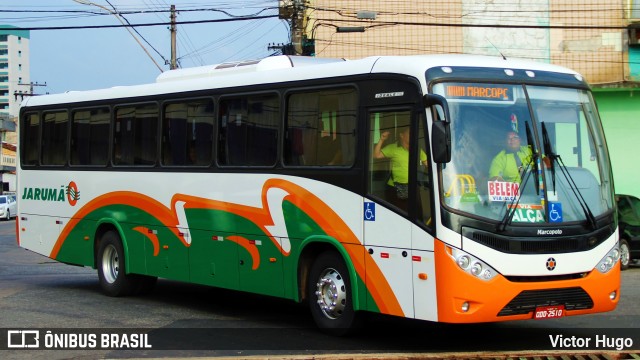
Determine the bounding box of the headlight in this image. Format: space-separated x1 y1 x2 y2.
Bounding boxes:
457 255 470 269
450 247 498 281
470 262 483 276
596 242 621 273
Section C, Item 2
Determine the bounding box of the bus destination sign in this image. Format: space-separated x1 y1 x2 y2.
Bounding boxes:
445 84 513 101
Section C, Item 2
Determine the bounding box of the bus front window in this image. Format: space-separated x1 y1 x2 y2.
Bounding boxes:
528 86 614 223
432 82 613 225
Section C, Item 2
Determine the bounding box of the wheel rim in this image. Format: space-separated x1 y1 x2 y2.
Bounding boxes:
314 267 347 320
621 242 630 266
102 244 119 284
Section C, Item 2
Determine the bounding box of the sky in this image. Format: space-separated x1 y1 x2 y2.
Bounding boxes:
1 1 290 94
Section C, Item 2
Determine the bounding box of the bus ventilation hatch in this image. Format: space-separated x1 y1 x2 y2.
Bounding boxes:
497 287 593 316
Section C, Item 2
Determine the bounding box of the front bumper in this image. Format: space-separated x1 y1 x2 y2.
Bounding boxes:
434 239 620 323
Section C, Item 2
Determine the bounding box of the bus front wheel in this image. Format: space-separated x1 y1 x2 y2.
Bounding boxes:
97 230 139 297
307 251 360 335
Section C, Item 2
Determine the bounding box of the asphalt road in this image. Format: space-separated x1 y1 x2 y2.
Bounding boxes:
0 219 639 359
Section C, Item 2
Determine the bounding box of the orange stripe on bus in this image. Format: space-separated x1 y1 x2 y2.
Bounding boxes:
49 180 403 316
133 226 159 256
263 179 404 317
50 191 184 259
227 235 261 270
173 193 287 255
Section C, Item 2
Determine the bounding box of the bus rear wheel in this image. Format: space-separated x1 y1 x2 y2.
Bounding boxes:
307 251 360 335
97 230 139 297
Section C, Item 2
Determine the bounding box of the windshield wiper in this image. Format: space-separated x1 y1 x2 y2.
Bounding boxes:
497 122 539 232
541 122 556 193
541 122 597 229
525 121 540 195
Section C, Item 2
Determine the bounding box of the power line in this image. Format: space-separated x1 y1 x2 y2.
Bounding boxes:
0 15 279 31
102 0 168 65
311 17 631 31
0 7 280 16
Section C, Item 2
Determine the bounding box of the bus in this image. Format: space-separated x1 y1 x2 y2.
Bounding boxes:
17 54 620 334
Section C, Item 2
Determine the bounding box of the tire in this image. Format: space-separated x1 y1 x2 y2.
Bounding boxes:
620 239 630 271
4 211 9 221
97 230 139 296
307 251 360 336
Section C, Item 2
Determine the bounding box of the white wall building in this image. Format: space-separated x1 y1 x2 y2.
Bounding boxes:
1 25 30 119
0 25 25 193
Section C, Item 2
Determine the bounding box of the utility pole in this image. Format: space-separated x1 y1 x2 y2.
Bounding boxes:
170 5 178 70
14 81 47 101
291 0 303 55
279 0 308 55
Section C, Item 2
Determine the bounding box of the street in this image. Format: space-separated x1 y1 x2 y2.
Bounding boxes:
0 219 639 359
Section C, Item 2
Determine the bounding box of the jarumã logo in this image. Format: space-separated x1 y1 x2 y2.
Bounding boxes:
22 181 80 206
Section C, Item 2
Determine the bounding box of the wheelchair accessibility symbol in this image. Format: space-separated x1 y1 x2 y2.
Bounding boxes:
364 202 376 221
548 202 563 223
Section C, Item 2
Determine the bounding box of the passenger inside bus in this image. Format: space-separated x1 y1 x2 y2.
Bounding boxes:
316 122 342 165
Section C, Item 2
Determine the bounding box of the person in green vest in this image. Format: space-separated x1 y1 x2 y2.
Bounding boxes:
489 130 532 183
373 127 428 208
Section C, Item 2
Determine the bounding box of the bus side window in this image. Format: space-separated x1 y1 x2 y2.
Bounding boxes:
41 111 68 166
162 99 214 166
114 104 158 166
218 94 279 166
284 88 356 167
71 108 110 166
21 112 40 166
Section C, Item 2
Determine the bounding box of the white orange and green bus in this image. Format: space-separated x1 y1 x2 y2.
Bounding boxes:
17 54 620 334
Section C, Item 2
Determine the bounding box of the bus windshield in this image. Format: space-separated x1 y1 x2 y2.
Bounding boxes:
432 82 614 225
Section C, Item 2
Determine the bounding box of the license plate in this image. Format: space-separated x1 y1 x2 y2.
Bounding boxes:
534 305 565 319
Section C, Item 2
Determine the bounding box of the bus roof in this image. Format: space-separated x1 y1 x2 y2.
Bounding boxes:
21 54 582 108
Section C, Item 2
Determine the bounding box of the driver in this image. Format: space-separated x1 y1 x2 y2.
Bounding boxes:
488 130 532 183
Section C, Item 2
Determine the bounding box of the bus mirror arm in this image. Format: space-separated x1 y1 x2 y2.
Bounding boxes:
424 94 451 163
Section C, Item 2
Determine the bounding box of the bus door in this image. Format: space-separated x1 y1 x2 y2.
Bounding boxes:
364 108 415 318
411 113 437 321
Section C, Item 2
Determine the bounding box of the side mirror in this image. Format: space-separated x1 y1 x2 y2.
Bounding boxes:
432 121 451 163
424 94 451 163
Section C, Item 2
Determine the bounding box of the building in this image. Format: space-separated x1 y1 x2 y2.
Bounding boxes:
1 25 30 118
280 0 640 198
0 25 25 193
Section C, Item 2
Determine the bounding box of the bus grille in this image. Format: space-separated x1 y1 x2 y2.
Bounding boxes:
463 227 610 254
497 287 593 316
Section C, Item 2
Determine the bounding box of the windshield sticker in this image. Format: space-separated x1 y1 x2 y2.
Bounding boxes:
488 181 519 202
548 202 563 223
508 204 545 223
